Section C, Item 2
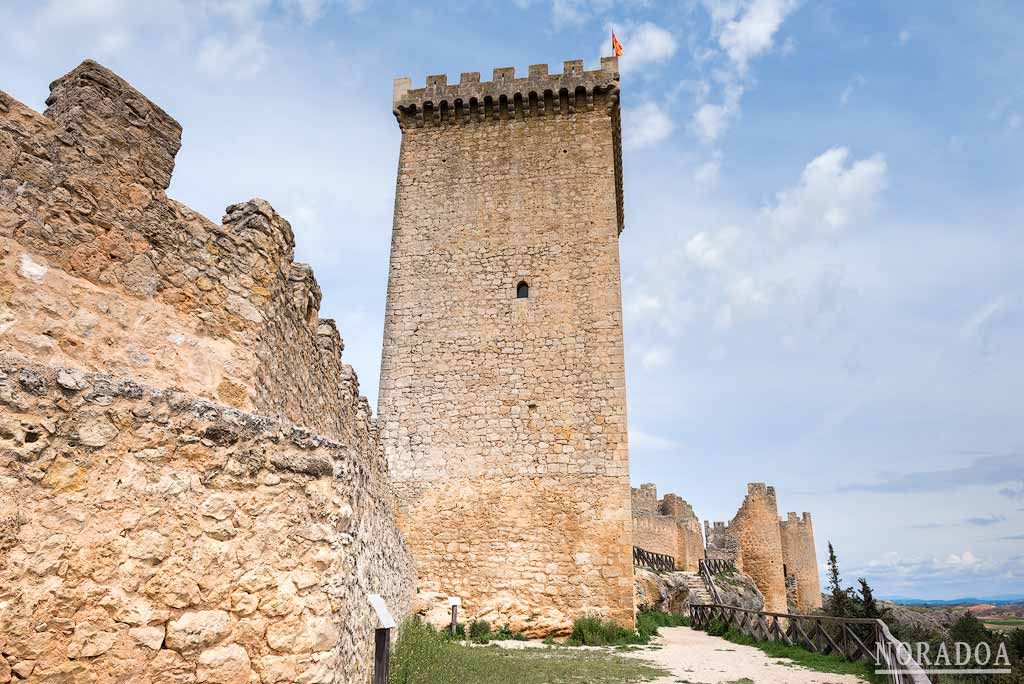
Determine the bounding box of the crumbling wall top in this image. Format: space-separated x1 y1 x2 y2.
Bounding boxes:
44 59 182 189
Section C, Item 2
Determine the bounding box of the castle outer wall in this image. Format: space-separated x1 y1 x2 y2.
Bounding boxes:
379 59 634 634
1 60 413 683
631 484 704 572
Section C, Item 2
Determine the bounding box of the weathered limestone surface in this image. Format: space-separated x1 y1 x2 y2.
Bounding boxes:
0 60 366 441
379 58 633 635
708 484 787 613
704 483 820 615
779 512 822 612
631 483 704 572
1 60 414 682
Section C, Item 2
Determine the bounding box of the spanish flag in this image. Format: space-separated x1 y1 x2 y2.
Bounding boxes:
612 31 623 57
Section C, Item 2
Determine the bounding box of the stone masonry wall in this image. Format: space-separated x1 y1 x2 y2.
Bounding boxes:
1 60 367 442
720 483 787 613
630 484 704 572
632 516 679 561
779 512 822 612
379 58 634 635
0 60 414 682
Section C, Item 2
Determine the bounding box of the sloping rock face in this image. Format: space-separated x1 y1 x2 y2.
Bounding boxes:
0 60 414 683
709 568 765 612
634 566 766 617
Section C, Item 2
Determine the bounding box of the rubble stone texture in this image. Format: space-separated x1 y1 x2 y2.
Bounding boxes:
0 60 413 683
704 483 821 614
379 58 634 635
631 483 705 572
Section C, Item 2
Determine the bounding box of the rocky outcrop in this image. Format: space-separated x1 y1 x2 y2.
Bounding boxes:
635 565 765 616
635 569 710 614
708 568 765 612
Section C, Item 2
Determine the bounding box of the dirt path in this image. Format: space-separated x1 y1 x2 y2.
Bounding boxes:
623 626 870 684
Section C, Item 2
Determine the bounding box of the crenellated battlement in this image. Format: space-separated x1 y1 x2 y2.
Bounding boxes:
392 57 619 129
781 511 813 526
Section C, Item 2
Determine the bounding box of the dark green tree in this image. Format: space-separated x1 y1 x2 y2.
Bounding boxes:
826 542 853 617
856 577 886 620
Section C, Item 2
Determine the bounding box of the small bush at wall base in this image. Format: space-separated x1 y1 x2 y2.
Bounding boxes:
569 610 689 646
469 620 491 641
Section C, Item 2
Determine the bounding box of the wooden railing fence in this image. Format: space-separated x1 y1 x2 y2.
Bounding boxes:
699 558 735 575
689 603 931 684
632 545 675 572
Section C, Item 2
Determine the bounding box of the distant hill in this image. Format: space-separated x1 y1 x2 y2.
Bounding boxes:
881 595 1024 606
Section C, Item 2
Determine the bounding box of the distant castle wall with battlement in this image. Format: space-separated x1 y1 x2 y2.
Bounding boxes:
630 484 704 572
705 483 821 613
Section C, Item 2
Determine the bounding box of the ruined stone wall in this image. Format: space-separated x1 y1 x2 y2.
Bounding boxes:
704 521 740 562
631 483 659 517
0 60 366 442
721 484 787 613
780 512 822 612
0 61 414 682
632 516 679 561
631 484 704 572
379 58 633 634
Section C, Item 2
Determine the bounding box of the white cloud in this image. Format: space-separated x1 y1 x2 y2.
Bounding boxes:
898 28 911 44
685 226 738 268
630 429 679 452
604 21 679 75
849 550 1024 592
694 157 721 190
765 146 888 236
959 294 1021 355
197 30 268 77
688 0 799 148
623 102 675 150
839 73 865 107
713 0 800 73
689 82 744 144
641 346 673 370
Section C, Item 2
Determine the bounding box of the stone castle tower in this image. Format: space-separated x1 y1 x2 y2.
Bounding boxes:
780 512 822 612
378 57 634 632
704 482 822 614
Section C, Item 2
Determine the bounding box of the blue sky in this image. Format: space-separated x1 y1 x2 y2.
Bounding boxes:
2 0 1021 600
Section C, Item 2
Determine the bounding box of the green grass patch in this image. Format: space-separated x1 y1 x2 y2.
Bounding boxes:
568 609 689 646
389 618 669 684
716 627 882 683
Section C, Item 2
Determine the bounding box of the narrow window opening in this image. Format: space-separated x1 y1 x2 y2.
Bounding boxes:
516 281 529 299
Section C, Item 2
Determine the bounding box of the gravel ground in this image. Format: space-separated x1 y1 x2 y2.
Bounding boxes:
622 626 871 684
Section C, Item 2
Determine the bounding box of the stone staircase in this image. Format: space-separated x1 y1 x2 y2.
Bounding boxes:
678 571 715 605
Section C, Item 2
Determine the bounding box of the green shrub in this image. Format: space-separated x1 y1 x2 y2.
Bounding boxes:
568 610 687 647
705 618 728 637
469 619 491 642
492 624 527 641
570 616 639 646
636 609 688 642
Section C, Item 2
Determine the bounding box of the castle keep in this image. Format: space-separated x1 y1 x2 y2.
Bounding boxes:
379 57 634 632
705 483 821 613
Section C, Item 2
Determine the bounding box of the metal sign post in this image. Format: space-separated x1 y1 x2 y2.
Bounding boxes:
368 594 397 684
